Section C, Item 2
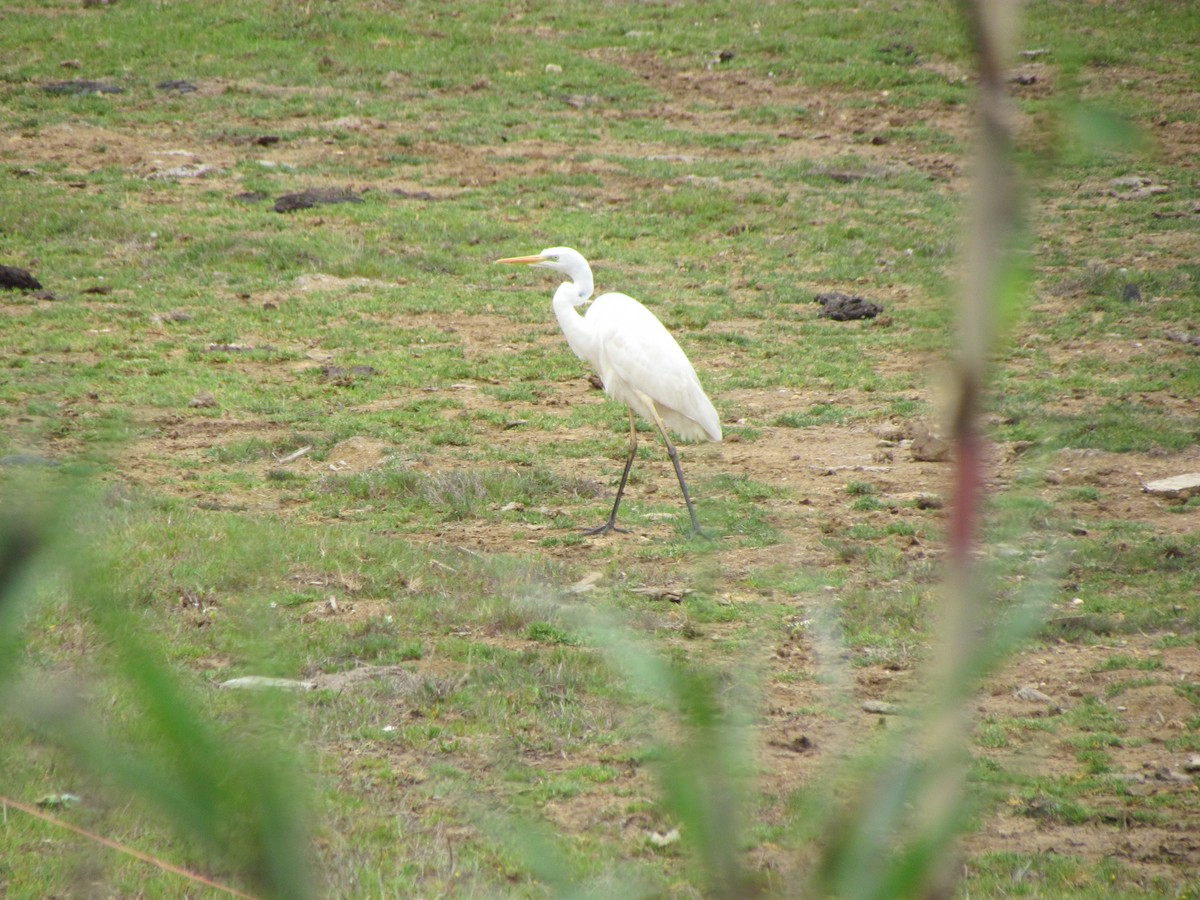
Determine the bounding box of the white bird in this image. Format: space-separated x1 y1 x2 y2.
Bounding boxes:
496 247 721 535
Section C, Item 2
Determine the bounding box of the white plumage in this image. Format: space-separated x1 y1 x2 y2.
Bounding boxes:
581 291 721 444
497 246 720 535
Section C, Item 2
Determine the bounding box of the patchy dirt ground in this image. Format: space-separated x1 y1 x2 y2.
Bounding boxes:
10 51 1199 891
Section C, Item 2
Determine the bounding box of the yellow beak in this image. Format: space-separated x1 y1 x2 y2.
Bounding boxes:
495 254 546 265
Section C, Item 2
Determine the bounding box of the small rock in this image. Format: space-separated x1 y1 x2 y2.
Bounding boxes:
862 700 901 716
206 343 254 353
0 265 42 291
274 188 363 213
156 79 198 93
568 571 603 595
910 426 950 463
1015 685 1054 703
814 291 882 321
219 676 315 692
1183 755 1200 774
148 163 216 180
544 63 563 74
1165 331 1200 347
1153 767 1192 785
188 392 217 409
647 828 680 848
1143 473 1200 499
274 445 312 466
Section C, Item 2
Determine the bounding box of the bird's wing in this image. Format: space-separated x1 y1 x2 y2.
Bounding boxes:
585 293 721 442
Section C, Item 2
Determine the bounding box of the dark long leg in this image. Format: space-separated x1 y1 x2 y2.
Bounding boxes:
582 410 637 536
654 421 703 536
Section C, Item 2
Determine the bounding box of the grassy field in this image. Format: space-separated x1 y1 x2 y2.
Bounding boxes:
2 1 1198 897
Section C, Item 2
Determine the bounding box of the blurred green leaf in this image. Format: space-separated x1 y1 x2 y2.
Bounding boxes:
1 485 314 900
1063 103 1146 158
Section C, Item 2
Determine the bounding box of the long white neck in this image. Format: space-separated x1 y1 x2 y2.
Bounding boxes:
551 270 596 365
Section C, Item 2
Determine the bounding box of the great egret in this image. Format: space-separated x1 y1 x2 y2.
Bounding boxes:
496 247 721 535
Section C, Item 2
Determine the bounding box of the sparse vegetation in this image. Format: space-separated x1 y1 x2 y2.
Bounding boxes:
1 0 1198 897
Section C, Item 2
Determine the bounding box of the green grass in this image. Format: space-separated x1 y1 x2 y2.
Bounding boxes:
2 0 1199 896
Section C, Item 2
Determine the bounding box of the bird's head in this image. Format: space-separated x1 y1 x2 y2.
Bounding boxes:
495 246 587 277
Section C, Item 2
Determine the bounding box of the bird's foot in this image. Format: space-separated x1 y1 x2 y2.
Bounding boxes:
581 521 629 537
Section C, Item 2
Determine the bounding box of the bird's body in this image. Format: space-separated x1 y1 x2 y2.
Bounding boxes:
560 289 721 444
497 246 720 535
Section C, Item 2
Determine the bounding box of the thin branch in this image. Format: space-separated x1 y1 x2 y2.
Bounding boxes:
0 793 260 900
